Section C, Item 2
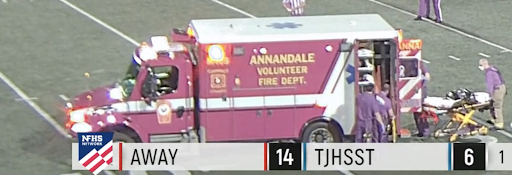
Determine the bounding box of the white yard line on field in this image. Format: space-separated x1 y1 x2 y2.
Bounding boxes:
448 55 460 61
59 94 69 101
58 1 192 175
59 0 140 46
0 71 68 137
478 53 491 58
370 0 512 53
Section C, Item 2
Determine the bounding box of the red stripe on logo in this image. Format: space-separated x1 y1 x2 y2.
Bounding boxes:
89 158 106 173
100 147 112 157
83 153 100 167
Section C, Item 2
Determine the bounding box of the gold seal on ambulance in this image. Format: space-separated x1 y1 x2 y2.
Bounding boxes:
156 100 172 124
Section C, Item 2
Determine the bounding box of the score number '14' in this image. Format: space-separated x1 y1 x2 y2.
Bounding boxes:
276 148 295 166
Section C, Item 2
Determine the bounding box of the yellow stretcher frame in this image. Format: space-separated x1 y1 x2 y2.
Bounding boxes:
392 118 397 143
433 102 490 142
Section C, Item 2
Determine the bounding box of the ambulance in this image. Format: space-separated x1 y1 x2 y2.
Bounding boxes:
64 14 424 143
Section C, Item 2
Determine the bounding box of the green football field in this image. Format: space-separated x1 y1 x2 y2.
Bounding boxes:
1 0 512 175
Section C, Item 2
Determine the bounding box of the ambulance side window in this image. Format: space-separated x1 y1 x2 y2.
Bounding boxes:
399 59 419 78
151 66 180 95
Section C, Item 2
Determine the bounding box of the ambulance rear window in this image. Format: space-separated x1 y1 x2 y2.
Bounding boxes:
399 59 419 78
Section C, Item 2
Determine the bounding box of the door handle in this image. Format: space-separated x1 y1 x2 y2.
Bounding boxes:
256 110 262 117
267 110 273 116
176 106 185 118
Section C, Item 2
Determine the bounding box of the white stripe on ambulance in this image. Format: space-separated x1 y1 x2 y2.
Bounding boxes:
103 94 323 113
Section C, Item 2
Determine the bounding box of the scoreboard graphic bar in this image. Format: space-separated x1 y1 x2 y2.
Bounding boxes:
71 143 512 171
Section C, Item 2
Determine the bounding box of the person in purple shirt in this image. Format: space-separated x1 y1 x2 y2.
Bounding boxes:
414 61 431 137
479 59 507 129
356 75 385 143
374 84 396 143
415 0 443 23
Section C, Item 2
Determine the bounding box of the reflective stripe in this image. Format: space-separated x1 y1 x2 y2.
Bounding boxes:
201 94 321 110
102 94 322 113
399 78 421 99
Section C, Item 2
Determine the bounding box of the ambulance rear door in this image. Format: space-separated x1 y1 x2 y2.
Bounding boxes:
397 39 423 113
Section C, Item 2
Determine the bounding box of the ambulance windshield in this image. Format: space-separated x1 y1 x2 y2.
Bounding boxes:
118 61 140 99
126 60 140 79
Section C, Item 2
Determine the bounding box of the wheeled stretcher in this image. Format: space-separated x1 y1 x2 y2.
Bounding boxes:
422 92 492 142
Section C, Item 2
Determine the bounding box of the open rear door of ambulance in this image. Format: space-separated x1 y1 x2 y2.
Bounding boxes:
397 39 424 113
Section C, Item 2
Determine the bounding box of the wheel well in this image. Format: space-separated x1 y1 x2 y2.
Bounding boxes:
300 117 345 141
100 124 142 142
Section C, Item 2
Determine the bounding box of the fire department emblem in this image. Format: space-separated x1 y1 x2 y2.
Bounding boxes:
156 100 172 124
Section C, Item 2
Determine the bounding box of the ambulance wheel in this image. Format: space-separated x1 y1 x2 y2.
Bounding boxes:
113 132 135 143
301 122 342 143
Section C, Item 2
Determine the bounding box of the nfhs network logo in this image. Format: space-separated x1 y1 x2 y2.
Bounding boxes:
81 135 103 146
78 132 114 175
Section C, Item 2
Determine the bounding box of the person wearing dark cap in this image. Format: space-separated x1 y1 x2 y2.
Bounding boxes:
356 75 385 143
415 0 443 23
374 84 395 143
479 59 507 129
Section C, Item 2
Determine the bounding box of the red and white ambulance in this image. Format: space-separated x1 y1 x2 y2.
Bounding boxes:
64 14 424 143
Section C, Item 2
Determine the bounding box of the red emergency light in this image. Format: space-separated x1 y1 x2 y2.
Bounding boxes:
187 26 195 38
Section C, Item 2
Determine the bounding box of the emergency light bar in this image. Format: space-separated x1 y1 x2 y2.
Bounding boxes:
150 36 171 52
71 143 511 171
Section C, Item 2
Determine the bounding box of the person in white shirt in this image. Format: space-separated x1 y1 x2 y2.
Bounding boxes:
282 0 306 16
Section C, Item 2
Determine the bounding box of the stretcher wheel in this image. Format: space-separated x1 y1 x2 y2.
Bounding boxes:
478 127 488 135
449 134 458 142
434 130 442 138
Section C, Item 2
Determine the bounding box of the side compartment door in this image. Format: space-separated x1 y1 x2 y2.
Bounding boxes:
232 88 266 141
397 39 424 113
263 87 296 140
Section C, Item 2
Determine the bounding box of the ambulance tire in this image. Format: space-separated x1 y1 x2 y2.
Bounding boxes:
113 132 135 143
301 122 342 143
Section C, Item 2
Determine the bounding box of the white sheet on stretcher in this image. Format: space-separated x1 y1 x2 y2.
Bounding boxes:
423 92 491 109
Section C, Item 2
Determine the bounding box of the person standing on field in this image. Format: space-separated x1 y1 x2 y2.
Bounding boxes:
356 75 386 143
415 0 443 23
479 59 507 129
282 0 306 16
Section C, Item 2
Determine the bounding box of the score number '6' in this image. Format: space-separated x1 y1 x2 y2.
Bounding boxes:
465 148 474 166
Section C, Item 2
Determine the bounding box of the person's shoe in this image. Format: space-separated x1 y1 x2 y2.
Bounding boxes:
426 16 434 20
487 119 495 125
414 16 423 20
414 133 429 138
434 18 443 23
